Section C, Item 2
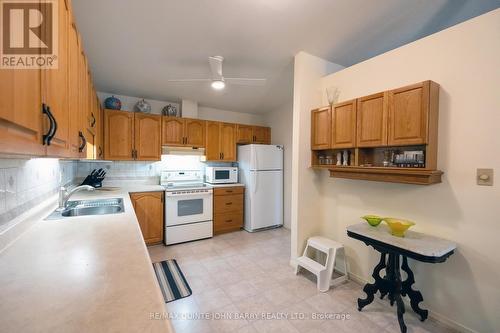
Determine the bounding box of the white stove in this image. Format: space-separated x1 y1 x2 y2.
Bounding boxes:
161 170 213 245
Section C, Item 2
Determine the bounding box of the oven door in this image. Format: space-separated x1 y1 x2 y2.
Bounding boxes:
165 191 213 226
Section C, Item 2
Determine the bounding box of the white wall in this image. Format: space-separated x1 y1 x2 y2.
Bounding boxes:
97 92 265 126
198 106 265 125
294 9 500 333
264 102 293 229
290 52 344 261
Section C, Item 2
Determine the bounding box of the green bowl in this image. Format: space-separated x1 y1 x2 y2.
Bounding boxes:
361 215 384 227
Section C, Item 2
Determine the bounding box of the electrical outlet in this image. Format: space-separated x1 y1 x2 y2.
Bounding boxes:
477 168 493 186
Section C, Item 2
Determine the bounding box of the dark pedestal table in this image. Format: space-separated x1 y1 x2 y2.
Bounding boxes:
346 223 456 333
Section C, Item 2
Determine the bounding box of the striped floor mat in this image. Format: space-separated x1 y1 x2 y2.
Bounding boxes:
153 259 192 303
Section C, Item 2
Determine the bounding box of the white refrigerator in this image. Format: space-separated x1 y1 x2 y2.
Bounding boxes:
238 144 283 232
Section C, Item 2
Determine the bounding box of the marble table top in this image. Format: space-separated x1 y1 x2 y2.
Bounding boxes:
347 223 456 258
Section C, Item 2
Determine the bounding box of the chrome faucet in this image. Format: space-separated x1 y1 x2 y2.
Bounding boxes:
58 185 95 209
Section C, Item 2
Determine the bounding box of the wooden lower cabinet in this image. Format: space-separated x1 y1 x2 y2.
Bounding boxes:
130 191 164 245
213 186 244 235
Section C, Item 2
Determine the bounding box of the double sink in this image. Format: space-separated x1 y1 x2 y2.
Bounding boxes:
46 198 125 220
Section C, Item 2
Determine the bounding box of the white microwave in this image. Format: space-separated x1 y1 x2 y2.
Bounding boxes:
205 167 238 184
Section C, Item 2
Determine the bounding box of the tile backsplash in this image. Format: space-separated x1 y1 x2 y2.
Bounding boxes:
0 158 77 228
77 155 207 180
0 154 233 229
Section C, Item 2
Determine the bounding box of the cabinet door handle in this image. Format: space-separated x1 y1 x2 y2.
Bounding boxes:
90 112 96 127
47 106 58 145
221 152 224 160
98 146 103 158
225 202 233 205
225 190 233 193
42 104 56 145
78 131 86 152
225 219 233 223
42 104 51 145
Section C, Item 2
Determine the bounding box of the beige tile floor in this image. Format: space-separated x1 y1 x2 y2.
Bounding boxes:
148 228 456 333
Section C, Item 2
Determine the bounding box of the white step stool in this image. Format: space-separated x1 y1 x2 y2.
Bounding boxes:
295 236 348 292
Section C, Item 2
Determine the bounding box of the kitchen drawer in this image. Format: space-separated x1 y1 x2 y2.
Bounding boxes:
214 212 243 234
214 186 244 196
214 194 243 214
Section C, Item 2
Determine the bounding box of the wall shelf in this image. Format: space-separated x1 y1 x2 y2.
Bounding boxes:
328 166 443 185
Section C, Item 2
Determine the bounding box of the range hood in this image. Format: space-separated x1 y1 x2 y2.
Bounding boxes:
161 146 206 157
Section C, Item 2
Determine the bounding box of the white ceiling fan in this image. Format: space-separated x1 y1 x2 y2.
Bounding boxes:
167 56 267 90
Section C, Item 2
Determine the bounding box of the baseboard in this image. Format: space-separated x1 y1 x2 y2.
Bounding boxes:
346 272 478 333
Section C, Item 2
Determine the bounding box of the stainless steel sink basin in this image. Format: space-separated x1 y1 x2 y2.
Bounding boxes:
46 198 125 220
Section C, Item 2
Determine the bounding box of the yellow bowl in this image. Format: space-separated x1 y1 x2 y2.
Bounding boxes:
361 215 384 227
383 218 415 237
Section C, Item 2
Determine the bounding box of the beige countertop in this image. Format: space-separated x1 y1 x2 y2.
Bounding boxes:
0 185 173 333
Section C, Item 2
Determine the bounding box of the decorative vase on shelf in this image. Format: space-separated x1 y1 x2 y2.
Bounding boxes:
343 150 349 166
336 152 342 166
135 99 151 113
104 95 122 110
162 104 178 117
326 87 340 106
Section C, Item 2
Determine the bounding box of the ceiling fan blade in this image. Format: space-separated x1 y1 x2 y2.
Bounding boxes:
224 78 267 86
209 56 223 78
167 78 211 82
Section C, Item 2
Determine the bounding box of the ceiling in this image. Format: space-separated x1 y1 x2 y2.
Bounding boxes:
72 0 499 114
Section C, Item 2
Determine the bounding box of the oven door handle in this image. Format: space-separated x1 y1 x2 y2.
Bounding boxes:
165 191 213 198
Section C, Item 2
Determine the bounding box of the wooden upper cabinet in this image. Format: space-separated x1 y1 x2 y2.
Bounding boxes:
253 126 271 144
220 123 237 161
184 119 205 147
134 113 161 161
205 121 221 161
68 21 82 158
357 92 388 147
237 124 253 144
43 0 70 157
332 100 357 148
0 67 44 156
162 117 184 146
311 107 331 150
130 192 164 245
388 81 435 146
94 102 104 160
104 109 134 160
162 117 206 147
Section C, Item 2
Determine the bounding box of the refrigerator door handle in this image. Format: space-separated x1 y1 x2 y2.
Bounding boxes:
251 146 257 170
252 171 258 194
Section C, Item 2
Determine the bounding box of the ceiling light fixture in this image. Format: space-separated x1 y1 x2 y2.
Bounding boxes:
211 79 225 90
